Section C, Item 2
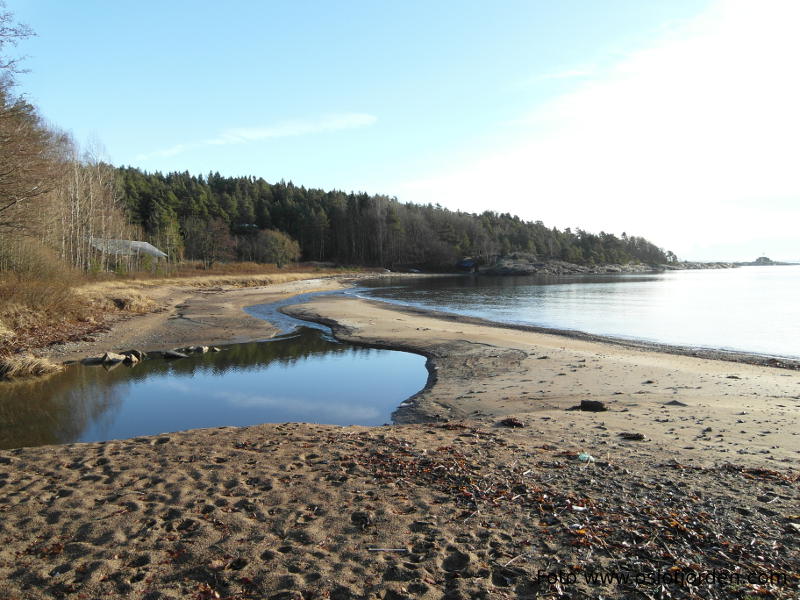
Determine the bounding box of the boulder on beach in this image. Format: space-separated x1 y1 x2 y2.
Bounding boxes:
123 349 146 361
619 432 646 441
568 400 608 412
180 345 210 354
101 352 126 364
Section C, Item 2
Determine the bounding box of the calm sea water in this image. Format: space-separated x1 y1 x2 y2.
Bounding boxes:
356 265 800 358
0 327 427 450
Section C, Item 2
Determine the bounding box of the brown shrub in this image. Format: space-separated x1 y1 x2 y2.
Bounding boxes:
0 239 90 327
0 276 92 325
0 238 74 282
0 241 95 350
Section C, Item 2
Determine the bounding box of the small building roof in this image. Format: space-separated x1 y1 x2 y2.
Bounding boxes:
90 238 168 258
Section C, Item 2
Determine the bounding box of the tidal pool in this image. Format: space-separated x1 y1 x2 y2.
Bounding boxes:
0 327 428 450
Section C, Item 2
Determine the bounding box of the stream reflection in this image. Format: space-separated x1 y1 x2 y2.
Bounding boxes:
0 327 427 449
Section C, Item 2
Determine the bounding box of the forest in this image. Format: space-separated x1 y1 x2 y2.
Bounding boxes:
117 167 674 270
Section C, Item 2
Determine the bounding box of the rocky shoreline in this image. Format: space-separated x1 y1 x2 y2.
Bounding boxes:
483 258 736 276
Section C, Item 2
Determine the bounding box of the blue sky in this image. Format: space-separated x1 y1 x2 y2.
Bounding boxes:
10 0 800 261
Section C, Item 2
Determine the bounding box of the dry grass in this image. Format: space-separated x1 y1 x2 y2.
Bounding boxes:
75 269 358 322
132 260 302 278
79 268 360 296
0 258 366 355
0 240 93 332
0 303 35 334
93 260 355 281
0 278 88 311
0 278 94 330
82 289 157 314
0 353 63 380
0 319 14 344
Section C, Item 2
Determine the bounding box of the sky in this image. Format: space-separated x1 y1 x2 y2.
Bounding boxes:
10 0 800 261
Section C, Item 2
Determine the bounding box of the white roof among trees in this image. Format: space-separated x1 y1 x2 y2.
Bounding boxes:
89 238 168 258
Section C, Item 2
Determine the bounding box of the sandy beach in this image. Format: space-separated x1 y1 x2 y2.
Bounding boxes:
1 277 798 599
286 295 800 469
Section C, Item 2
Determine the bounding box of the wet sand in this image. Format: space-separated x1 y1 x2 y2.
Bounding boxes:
1 278 798 599
286 295 800 469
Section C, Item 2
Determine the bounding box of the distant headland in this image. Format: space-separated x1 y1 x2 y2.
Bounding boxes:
735 256 798 266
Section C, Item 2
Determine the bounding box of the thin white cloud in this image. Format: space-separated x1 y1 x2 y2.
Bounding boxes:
508 66 597 93
145 143 190 159
538 67 595 81
208 113 377 146
214 390 380 421
136 112 377 160
398 0 800 261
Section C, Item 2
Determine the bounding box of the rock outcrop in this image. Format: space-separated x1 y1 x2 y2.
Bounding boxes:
484 258 658 276
483 257 737 276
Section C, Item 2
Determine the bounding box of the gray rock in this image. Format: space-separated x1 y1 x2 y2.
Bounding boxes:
183 345 209 353
163 350 188 360
101 352 126 364
568 400 608 412
123 354 139 365
665 400 688 406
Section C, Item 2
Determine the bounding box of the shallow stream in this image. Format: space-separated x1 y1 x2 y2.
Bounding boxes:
0 297 428 450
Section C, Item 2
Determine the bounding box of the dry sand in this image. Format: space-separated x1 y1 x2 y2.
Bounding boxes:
1 278 798 599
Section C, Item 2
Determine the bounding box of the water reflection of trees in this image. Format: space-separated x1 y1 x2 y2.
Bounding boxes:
368 274 661 294
0 367 124 450
0 328 372 449
111 327 367 381
174 327 364 376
